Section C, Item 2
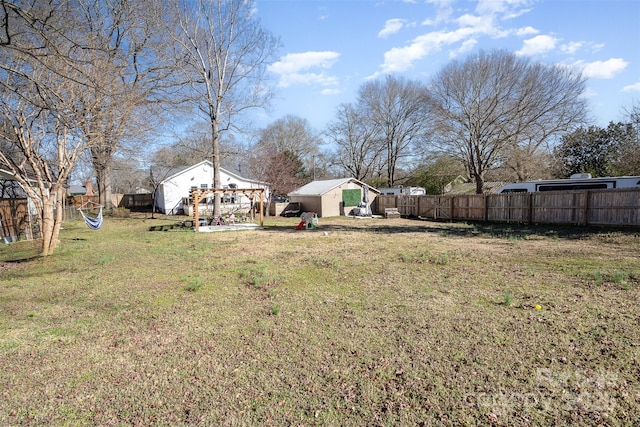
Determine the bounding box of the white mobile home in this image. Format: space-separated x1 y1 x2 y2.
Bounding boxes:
153 160 269 215
498 174 640 193
378 186 426 196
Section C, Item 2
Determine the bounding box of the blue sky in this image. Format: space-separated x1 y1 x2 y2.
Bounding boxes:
253 0 640 132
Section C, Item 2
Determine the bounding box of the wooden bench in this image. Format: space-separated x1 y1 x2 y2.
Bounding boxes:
385 208 401 219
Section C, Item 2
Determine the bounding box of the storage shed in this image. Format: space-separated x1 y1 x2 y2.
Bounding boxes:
288 178 379 218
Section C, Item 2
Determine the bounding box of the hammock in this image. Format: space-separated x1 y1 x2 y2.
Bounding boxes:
78 202 104 230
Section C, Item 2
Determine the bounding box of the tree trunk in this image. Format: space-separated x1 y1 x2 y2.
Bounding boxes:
39 187 64 256
475 174 484 195
95 162 113 209
212 112 221 217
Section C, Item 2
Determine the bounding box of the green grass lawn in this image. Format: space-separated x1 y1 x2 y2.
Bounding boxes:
1 214 639 426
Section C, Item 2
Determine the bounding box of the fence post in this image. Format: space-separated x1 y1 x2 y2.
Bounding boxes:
450 196 454 222
582 191 590 226
484 195 489 222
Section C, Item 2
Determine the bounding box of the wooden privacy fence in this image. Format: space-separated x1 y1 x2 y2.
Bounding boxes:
67 195 100 208
376 188 640 227
0 199 30 241
118 193 153 211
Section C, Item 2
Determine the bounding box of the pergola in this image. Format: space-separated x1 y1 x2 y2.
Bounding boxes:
189 187 265 232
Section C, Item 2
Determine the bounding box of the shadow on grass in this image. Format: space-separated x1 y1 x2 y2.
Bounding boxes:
1 255 42 264
0 239 42 264
261 217 638 240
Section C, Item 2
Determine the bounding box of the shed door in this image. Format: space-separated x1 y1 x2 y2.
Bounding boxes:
342 189 361 207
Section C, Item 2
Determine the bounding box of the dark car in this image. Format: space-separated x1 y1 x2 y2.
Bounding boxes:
281 202 301 217
272 195 288 203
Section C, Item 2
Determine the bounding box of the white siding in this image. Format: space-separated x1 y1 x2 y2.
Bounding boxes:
156 161 269 215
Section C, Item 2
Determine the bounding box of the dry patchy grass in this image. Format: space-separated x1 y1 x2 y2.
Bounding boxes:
1 215 639 426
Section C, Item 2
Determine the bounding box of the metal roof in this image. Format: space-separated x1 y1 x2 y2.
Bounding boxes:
289 178 380 196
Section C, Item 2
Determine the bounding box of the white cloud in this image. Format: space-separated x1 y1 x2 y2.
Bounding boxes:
318 6 329 21
269 51 339 74
580 87 597 100
282 72 339 87
516 34 558 56
371 26 476 76
449 38 477 58
623 82 640 92
372 0 534 76
476 0 533 18
422 0 454 26
320 87 342 95
379 18 406 38
579 58 628 79
268 51 340 88
515 26 538 36
456 13 486 28
561 41 584 55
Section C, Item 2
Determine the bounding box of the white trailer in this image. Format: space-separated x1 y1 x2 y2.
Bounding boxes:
498 174 640 193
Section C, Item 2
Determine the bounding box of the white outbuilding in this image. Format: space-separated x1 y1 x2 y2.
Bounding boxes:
287 178 379 218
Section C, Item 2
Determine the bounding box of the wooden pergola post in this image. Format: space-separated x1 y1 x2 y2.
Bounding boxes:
192 188 203 232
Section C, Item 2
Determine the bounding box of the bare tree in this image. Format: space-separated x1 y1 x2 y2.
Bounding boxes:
409 155 466 195
152 122 248 175
491 148 555 181
0 1 96 255
70 0 175 209
618 101 640 174
246 117 316 205
357 75 429 187
325 103 384 181
427 50 587 193
168 0 279 216
624 101 640 132
253 146 305 197
256 115 320 176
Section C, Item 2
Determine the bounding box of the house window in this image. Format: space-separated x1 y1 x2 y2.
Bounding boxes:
200 183 208 188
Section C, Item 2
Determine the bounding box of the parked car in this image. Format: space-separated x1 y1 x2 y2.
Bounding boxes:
272 195 288 203
281 202 301 217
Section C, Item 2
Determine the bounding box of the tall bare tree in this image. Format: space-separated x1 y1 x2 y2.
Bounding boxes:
618 102 640 175
168 0 279 216
249 146 305 198
357 75 429 187
427 50 587 193
409 155 466 195
0 1 91 255
152 123 247 173
246 116 317 208
256 115 320 176
71 0 174 209
325 103 384 181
